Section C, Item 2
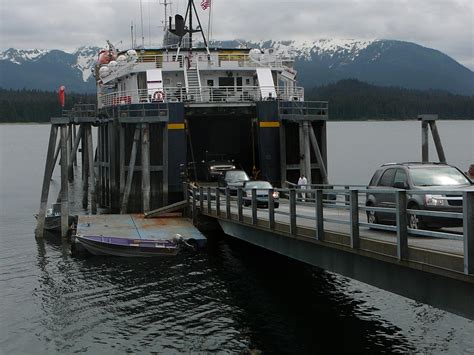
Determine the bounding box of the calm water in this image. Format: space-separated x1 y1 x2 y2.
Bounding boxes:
1 123 474 354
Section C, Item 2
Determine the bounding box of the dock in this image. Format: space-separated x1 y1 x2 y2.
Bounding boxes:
76 214 206 248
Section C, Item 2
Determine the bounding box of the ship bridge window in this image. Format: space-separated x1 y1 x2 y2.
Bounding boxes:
218 77 234 87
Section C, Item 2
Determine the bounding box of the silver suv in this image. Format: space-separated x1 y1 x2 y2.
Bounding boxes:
366 162 473 229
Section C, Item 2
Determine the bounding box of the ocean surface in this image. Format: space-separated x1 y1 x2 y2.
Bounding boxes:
1 122 473 354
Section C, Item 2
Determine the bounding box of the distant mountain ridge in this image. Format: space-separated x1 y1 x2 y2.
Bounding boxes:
1 39 473 95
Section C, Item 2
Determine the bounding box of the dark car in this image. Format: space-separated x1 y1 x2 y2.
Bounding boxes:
366 162 473 229
202 153 236 181
204 159 236 181
242 180 279 208
218 169 250 195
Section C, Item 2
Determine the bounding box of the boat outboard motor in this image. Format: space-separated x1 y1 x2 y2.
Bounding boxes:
173 234 196 251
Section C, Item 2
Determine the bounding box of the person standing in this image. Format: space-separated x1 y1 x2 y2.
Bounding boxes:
297 174 307 201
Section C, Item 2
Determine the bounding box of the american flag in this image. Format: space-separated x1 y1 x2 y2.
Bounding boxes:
201 0 211 10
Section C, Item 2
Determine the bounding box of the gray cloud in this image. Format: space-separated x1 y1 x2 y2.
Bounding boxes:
1 0 473 69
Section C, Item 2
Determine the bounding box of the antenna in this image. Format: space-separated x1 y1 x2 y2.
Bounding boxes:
139 0 145 47
130 21 134 48
148 0 151 46
160 0 172 31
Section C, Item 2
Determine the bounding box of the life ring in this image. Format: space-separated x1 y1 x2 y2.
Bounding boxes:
153 90 165 102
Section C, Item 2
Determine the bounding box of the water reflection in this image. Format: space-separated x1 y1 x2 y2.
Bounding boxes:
29 230 418 354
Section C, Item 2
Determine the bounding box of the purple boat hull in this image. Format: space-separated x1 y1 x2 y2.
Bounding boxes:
76 235 180 257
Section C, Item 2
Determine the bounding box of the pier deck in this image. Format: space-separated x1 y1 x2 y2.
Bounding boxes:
76 214 206 245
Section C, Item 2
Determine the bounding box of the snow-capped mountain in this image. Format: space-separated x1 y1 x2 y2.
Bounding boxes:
1 39 473 95
0 48 50 64
73 46 100 82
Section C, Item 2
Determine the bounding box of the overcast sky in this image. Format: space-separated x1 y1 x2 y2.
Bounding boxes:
1 0 473 69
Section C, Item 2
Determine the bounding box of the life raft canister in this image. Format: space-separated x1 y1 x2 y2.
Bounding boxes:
153 90 165 101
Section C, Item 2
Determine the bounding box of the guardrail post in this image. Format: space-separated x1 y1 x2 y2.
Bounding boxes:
237 188 243 223
268 188 275 230
226 187 231 219
464 191 474 274
207 186 212 214
315 189 324 240
289 189 297 235
350 190 360 248
251 188 257 225
199 186 204 211
216 187 220 217
396 190 408 260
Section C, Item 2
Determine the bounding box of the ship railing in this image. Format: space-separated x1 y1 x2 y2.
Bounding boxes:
136 54 185 68
133 53 287 69
279 100 329 119
195 53 285 68
99 86 305 107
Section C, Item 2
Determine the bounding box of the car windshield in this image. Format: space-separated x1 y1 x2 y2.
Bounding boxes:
245 181 272 189
226 171 249 182
409 166 471 186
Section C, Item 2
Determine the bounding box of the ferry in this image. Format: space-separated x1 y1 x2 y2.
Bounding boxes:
93 0 329 213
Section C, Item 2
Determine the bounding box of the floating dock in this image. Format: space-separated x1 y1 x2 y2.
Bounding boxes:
76 214 206 249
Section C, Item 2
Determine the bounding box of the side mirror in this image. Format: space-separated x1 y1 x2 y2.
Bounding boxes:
393 181 408 189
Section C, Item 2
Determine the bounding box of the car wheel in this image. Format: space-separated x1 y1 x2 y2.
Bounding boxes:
243 200 250 207
274 202 279 209
408 205 425 230
366 203 378 225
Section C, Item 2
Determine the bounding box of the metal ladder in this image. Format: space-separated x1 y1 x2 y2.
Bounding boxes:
185 66 202 101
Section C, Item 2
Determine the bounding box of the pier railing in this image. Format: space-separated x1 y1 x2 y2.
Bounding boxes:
186 184 473 275
99 86 305 107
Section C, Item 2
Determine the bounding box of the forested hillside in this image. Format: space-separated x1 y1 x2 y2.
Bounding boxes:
308 80 474 120
1 81 473 122
0 89 95 122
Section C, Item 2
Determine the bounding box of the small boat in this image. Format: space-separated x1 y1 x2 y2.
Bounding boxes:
35 203 77 232
75 235 189 257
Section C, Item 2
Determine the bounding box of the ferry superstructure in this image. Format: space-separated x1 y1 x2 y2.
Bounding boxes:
93 0 329 213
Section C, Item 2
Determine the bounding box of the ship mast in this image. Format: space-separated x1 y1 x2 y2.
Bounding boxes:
176 0 210 55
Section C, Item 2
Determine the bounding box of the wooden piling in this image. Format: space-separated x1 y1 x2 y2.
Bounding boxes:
82 127 89 210
428 121 447 163
279 122 287 187
60 125 69 238
298 122 305 177
36 125 58 238
119 124 125 196
303 121 312 184
86 125 97 214
421 121 429 162
121 126 141 213
73 124 78 166
141 123 151 213
162 122 169 207
68 124 83 182
309 124 328 184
